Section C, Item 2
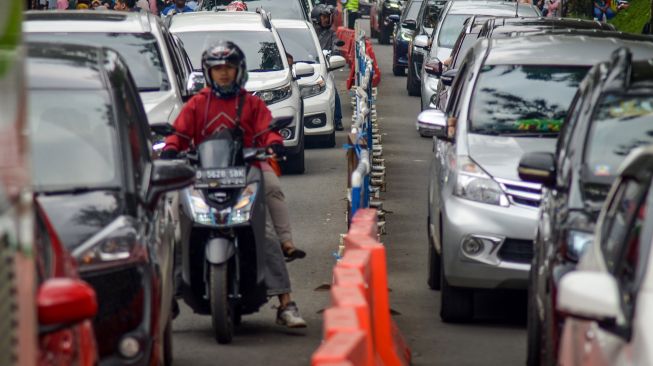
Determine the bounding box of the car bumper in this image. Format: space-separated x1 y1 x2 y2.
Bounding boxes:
440 195 537 290
303 81 335 137
269 95 302 154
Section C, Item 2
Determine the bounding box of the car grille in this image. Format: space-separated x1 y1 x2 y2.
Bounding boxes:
495 177 542 208
84 267 145 358
0 237 18 366
498 239 534 264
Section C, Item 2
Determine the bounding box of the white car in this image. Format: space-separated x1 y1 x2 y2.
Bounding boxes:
169 10 314 174
272 18 346 147
557 146 653 366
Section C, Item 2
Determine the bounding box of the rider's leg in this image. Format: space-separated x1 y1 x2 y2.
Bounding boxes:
263 170 305 261
334 91 343 131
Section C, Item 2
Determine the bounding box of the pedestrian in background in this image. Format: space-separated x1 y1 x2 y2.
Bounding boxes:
343 0 359 29
162 0 193 14
57 0 69 9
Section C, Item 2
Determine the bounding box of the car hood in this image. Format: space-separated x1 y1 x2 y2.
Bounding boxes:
245 70 290 92
140 90 179 125
467 134 556 181
36 191 123 253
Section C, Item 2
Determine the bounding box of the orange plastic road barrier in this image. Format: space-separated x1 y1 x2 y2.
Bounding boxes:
336 26 356 65
330 285 373 365
323 307 360 340
336 249 372 299
312 332 368 366
333 266 367 299
364 39 382 87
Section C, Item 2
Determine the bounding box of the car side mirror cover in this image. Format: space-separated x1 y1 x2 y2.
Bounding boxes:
328 55 347 71
557 271 620 323
414 34 429 49
293 62 315 79
186 71 205 97
518 152 556 187
402 19 417 30
38 278 97 332
440 69 457 86
417 109 448 139
388 14 400 22
146 160 196 208
424 58 443 77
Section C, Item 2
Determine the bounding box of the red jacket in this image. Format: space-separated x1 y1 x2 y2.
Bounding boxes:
164 88 283 151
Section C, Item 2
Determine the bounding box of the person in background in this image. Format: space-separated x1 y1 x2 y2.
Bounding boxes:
186 0 198 10
56 0 69 9
162 0 193 14
546 0 561 16
311 4 344 131
594 0 615 21
343 0 359 29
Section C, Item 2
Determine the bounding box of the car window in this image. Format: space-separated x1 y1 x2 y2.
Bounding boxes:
584 94 653 179
276 27 320 64
437 14 469 48
452 33 478 68
403 0 423 21
161 29 186 93
446 62 469 118
174 30 284 72
27 32 170 92
468 65 588 136
29 89 121 191
422 2 441 31
121 83 152 188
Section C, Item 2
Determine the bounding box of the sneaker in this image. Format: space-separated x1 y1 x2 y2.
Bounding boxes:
276 302 307 328
335 120 344 131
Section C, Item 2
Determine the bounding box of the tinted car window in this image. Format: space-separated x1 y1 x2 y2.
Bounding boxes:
404 0 423 21
29 90 120 190
438 14 470 48
452 34 478 68
422 2 442 32
175 30 284 72
276 28 320 64
469 65 588 135
27 33 170 92
585 94 653 178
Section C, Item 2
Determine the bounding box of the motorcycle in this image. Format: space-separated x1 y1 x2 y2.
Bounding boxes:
151 118 292 344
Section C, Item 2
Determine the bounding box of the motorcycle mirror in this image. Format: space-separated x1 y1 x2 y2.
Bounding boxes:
151 123 176 137
335 39 345 47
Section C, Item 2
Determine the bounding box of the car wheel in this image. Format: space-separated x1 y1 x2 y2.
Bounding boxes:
526 269 542 366
407 64 421 96
427 216 441 290
325 129 336 148
163 316 173 366
283 149 305 174
393 64 405 76
210 262 234 344
440 250 473 322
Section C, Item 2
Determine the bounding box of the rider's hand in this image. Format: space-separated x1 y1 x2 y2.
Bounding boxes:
160 149 179 160
267 143 286 159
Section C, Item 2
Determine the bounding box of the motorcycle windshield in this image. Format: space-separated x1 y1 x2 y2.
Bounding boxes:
198 132 235 168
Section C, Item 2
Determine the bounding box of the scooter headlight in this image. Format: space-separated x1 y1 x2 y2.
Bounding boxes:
229 183 258 225
188 189 215 225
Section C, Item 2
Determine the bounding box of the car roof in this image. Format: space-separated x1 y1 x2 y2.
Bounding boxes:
480 32 653 66
482 16 614 36
169 11 269 32
24 10 153 33
27 42 110 90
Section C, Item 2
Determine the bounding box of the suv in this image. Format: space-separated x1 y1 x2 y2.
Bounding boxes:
27 41 195 365
370 0 403 44
392 0 422 76
24 11 195 128
169 11 314 174
419 1 540 110
406 0 446 96
517 43 653 366
424 32 653 323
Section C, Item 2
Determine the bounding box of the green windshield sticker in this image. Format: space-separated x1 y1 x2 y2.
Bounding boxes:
513 119 563 132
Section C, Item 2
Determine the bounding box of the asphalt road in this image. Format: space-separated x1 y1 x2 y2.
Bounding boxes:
172 19 528 366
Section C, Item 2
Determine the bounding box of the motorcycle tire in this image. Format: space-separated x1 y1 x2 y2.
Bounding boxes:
440 248 473 323
393 64 405 76
210 262 234 344
407 64 421 96
427 216 441 290
163 315 173 366
526 269 542 366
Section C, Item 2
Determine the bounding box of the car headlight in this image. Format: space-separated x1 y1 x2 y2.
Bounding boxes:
400 31 412 41
229 183 258 224
566 230 594 262
256 84 292 105
453 156 509 207
73 217 145 272
300 76 326 99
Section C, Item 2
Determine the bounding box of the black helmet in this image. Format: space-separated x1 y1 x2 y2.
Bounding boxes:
311 4 334 28
201 41 248 98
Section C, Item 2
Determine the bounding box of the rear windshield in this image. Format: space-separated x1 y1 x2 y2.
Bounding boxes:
276 28 320 64
585 94 653 178
27 32 169 92
469 65 589 136
175 30 284 72
202 0 307 20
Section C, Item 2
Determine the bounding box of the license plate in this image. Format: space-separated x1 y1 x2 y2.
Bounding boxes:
195 167 246 188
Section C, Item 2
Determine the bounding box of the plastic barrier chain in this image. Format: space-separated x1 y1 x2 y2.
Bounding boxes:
312 209 412 366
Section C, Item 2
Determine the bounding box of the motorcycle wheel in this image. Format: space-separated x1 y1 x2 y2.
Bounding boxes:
210 262 234 344
163 315 173 365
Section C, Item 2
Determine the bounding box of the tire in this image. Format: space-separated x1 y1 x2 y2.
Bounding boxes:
439 251 473 322
379 23 391 45
325 129 336 148
427 217 441 290
163 316 173 366
393 64 405 76
283 148 305 174
209 263 234 344
526 270 542 366
407 64 421 96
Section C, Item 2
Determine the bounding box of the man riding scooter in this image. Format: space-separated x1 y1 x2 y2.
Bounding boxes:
161 41 307 329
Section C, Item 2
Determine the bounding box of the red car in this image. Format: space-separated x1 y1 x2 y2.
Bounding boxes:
35 201 99 366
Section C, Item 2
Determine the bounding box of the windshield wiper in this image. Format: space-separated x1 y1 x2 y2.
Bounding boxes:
36 186 121 196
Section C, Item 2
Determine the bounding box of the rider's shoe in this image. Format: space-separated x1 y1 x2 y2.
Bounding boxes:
276 302 307 328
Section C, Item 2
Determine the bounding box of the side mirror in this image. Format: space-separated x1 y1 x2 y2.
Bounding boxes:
414 34 429 50
518 152 556 187
328 55 347 71
424 58 443 77
335 39 345 47
402 19 417 30
150 122 176 137
557 271 620 323
417 109 447 138
186 71 205 98
293 62 315 79
38 278 97 333
440 69 457 86
269 117 293 131
146 160 195 208
388 14 400 23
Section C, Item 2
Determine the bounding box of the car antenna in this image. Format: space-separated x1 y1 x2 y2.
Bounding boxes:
515 1 519 17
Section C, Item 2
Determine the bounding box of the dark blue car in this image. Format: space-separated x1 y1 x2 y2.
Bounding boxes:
392 0 422 76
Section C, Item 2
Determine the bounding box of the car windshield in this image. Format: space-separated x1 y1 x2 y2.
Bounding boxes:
27 32 169 92
175 30 284 72
585 94 653 178
276 28 320 64
437 14 469 48
29 90 121 191
404 0 423 21
469 65 588 136
202 0 306 19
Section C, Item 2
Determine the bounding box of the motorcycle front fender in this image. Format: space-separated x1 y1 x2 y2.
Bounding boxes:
205 238 235 264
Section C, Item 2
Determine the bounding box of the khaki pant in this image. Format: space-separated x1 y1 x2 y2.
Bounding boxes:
263 171 293 244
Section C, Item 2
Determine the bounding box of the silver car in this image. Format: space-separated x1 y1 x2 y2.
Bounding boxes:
169 11 313 174
417 0 540 110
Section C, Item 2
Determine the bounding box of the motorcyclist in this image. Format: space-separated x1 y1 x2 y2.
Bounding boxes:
161 41 307 328
162 0 193 14
311 4 344 131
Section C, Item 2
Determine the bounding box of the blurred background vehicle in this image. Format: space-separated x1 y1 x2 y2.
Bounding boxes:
391 0 422 76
